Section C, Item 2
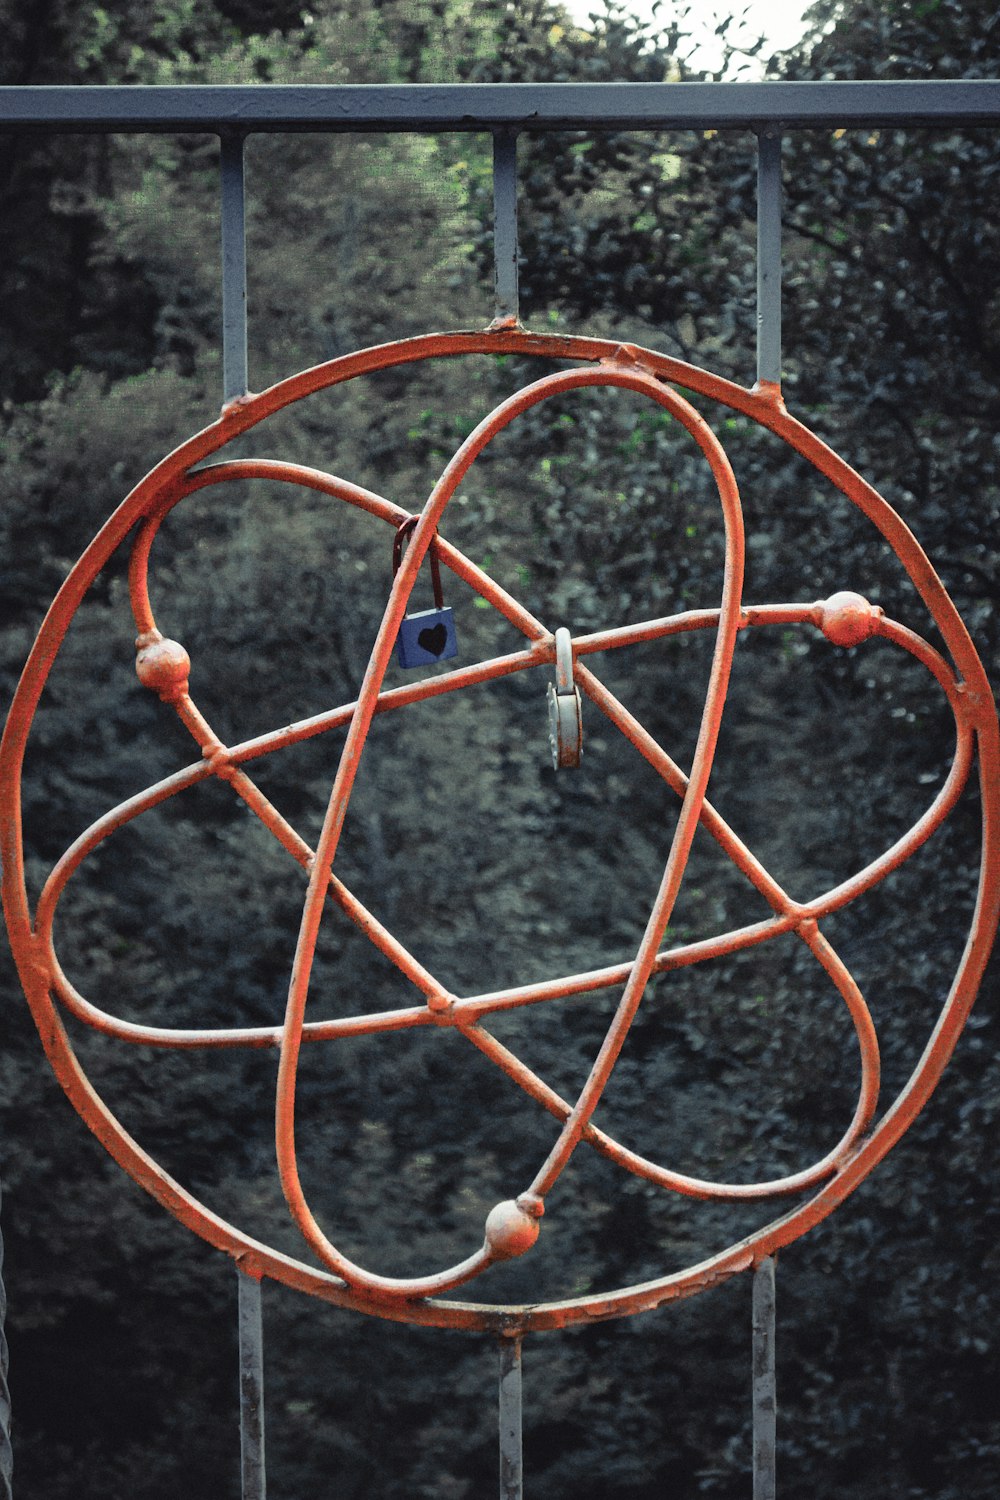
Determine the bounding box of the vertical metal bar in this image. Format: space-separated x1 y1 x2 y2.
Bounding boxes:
0 1181 12 1500
238 1267 266 1500
492 131 520 327
752 1256 777 1500
220 131 249 403
755 130 782 389
498 1335 523 1500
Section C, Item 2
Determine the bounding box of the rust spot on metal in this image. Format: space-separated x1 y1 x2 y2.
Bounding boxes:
220 391 258 419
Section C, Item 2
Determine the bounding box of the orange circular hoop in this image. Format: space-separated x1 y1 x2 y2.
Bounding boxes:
2 329 997 1333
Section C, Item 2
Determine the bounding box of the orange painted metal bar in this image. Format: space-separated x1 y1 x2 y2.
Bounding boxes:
129 458 548 648
523 381 745 1201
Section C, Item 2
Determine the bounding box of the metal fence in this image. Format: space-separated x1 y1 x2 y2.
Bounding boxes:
1 78 999 1500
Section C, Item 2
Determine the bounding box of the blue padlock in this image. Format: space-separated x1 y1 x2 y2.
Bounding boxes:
396 606 458 668
393 517 459 670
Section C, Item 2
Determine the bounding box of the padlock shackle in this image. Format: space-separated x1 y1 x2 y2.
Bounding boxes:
553 627 575 695
393 515 445 610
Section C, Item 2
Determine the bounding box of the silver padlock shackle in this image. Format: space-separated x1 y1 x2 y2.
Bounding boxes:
548 627 583 769
553 627 575 696
393 515 445 609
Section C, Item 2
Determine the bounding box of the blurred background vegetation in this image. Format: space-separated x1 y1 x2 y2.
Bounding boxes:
0 0 997 1495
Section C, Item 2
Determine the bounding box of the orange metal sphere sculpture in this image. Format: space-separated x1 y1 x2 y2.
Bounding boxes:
1 329 997 1333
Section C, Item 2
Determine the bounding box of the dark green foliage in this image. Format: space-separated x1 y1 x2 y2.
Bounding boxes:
0 1 997 1497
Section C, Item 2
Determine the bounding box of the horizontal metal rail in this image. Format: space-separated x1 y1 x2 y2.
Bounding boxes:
1 80 998 134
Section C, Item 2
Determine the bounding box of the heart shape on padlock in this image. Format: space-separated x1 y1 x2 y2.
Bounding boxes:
1 329 997 1333
417 623 449 657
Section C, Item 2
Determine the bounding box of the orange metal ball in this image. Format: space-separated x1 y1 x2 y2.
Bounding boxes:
484 1200 540 1260
818 591 878 648
135 634 191 701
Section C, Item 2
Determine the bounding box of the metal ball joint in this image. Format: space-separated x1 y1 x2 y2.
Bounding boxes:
135 631 191 701
817 591 880 648
484 1199 541 1260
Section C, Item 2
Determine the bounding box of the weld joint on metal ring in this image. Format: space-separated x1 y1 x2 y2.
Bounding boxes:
516 1192 545 1219
602 342 654 375
202 744 238 783
219 390 258 419
234 1250 265 1280
426 992 455 1024
955 681 990 727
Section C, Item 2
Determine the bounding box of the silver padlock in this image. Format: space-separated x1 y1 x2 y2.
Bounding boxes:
547 627 582 769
